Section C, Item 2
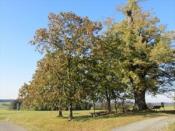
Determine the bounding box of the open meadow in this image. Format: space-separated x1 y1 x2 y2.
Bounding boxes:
0 101 175 131
0 102 11 110
0 108 174 131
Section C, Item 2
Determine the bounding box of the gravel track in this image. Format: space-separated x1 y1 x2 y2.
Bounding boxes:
0 122 26 131
112 115 175 131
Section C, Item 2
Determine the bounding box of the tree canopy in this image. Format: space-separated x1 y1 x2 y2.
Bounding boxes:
19 0 175 120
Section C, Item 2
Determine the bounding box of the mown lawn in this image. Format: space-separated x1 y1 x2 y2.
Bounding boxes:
0 109 167 131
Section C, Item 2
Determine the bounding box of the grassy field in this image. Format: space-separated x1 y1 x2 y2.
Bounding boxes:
0 109 169 131
0 105 174 131
164 105 175 111
0 102 11 110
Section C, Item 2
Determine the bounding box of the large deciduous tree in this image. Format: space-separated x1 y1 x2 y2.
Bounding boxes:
108 0 175 110
31 12 102 120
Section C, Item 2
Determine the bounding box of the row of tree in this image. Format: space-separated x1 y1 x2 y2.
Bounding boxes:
18 0 175 120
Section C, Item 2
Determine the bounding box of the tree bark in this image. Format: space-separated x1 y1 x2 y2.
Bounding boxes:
114 98 118 114
133 89 148 111
58 107 63 117
57 100 63 117
93 100 96 117
107 97 112 113
68 103 73 121
121 98 125 113
105 88 112 113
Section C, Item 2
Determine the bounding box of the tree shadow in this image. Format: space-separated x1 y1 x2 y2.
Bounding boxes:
75 110 175 121
56 110 175 122
156 110 175 115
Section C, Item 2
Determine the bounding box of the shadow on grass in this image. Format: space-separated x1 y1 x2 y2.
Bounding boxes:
157 110 175 114
72 110 175 122
56 110 175 122
56 114 92 121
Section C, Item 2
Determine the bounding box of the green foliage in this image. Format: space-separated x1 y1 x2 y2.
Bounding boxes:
19 0 175 117
108 0 175 110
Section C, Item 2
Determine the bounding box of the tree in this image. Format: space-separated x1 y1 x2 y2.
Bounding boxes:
90 38 122 113
19 55 65 112
18 83 34 109
36 53 65 115
109 0 175 110
31 12 102 120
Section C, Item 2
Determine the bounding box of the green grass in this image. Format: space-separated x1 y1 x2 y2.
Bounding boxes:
0 109 169 131
164 105 175 111
0 102 11 110
0 105 174 131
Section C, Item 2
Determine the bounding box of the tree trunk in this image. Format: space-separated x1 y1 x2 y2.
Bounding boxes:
105 88 112 113
114 98 118 114
93 101 96 117
133 89 147 111
58 107 63 117
107 97 112 113
57 100 63 117
121 98 125 113
68 103 73 121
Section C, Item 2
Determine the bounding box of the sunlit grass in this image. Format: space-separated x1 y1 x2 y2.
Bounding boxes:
0 109 168 131
0 102 11 110
164 105 175 111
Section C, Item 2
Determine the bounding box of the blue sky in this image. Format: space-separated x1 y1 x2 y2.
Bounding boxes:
0 0 175 100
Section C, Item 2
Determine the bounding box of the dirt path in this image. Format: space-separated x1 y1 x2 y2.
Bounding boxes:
112 115 175 131
0 122 26 131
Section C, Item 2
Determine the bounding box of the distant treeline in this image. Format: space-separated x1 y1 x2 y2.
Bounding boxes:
0 99 15 102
